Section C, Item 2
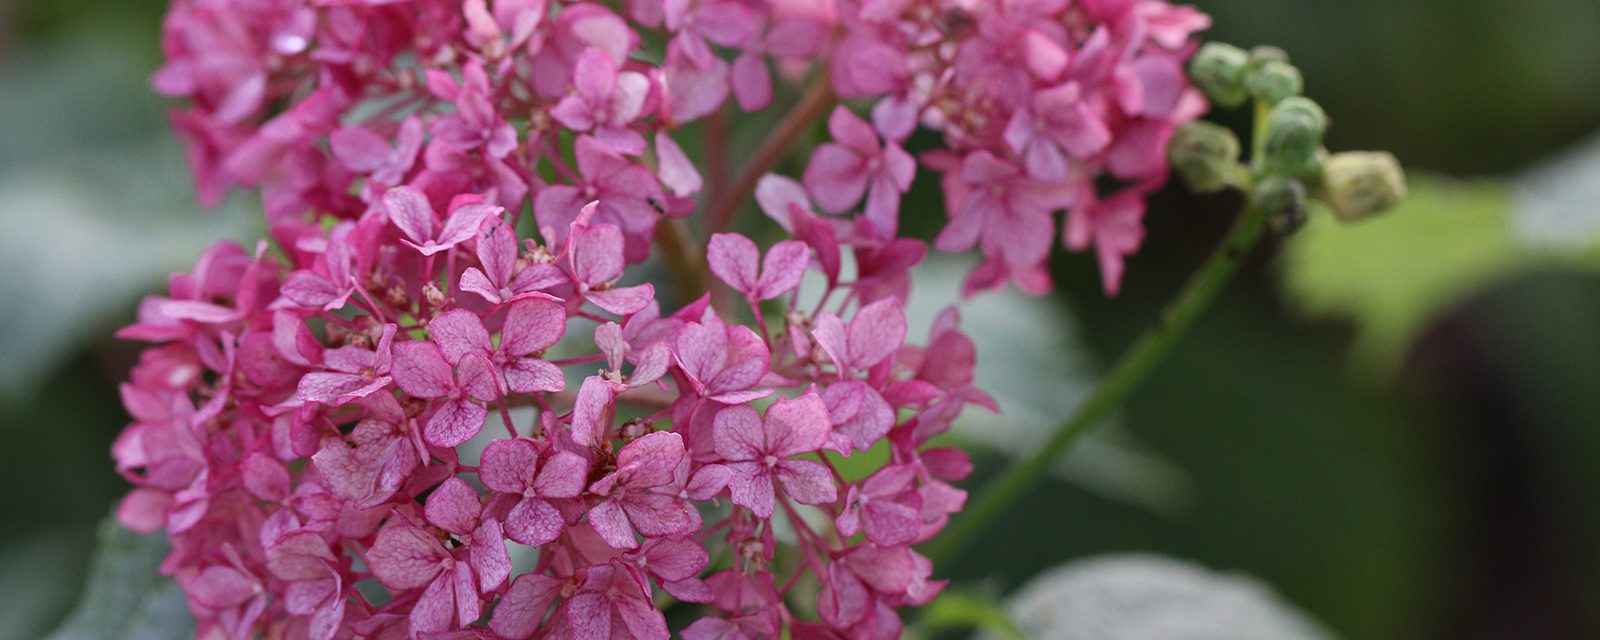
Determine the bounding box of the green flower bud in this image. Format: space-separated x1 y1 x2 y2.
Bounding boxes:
1253 176 1308 234
1190 42 1251 109
1245 60 1303 105
1322 152 1407 222
1249 46 1291 65
1260 97 1327 179
1169 121 1242 194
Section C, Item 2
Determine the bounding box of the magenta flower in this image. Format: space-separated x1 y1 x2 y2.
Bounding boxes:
366 517 489 635
458 217 567 305
390 340 496 447
567 211 657 314
310 416 422 509
383 186 499 256
422 477 512 594
802 106 916 240
479 437 590 546
550 560 669 639
1004 83 1113 183
812 297 908 376
551 47 652 154
1065 188 1148 296
674 315 772 403
265 532 345 640
587 431 697 549
714 394 837 518
427 295 568 395
707 233 810 303
835 464 922 546
934 151 1075 279
295 324 396 406
535 136 665 259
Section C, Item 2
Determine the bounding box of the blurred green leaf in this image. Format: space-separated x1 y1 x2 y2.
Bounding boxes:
978 554 1334 640
1279 176 1526 377
42 519 192 640
0 528 94 640
918 590 1024 640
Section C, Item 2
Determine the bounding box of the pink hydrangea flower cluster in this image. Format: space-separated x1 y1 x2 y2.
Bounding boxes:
116 0 1209 637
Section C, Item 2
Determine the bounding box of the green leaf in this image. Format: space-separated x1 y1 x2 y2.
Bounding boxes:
42 519 193 640
1279 176 1529 378
978 554 1333 640
918 590 1025 640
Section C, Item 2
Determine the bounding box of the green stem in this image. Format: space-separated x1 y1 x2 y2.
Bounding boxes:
923 201 1272 566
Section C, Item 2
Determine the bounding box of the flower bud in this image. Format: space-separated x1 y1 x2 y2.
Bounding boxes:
1250 45 1291 64
1190 42 1251 108
1245 60 1303 105
1260 97 1327 179
1169 121 1242 194
1253 176 1308 234
1322 152 1407 222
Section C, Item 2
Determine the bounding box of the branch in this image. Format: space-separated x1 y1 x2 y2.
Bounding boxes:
702 70 835 238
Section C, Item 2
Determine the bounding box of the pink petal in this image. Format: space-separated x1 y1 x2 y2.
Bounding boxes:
424 398 488 447
569 376 615 448
587 498 639 549
491 573 562 640
654 131 702 196
424 477 483 535
847 297 906 369
803 143 868 213
535 451 591 498
506 357 566 394
730 52 772 111
586 283 655 315
383 186 436 245
368 522 446 590
476 218 519 286
506 497 565 546
623 493 695 538
753 240 809 301
471 519 512 593
707 233 760 295
725 462 775 519
501 295 567 356
712 405 763 462
480 438 538 493
573 223 628 285
409 572 456 634
765 393 831 457
429 310 494 365
615 431 685 488
437 203 499 249
391 341 454 399
827 106 879 154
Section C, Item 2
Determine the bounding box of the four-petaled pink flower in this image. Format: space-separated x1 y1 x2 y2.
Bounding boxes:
812 296 908 376
588 431 698 549
459 217 567 305
427 294 568 395
480 437 590 546
390 340 496 447
1004 82 1113 183
714 394 838 518
552 47 652 154
566 209 657 315
803 106 916 240
384 186 499 256
708 233 810 303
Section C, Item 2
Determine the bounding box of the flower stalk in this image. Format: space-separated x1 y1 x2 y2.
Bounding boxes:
926 193 1272 566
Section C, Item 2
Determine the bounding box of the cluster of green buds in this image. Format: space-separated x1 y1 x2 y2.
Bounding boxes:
1174 42 1407 232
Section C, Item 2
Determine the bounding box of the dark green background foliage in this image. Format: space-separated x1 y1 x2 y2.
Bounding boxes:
2 1 1597 638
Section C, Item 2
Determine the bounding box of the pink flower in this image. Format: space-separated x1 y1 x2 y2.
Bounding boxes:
1004 83 1113 183
480 438 590 546
835 464 922 546
551 47 652 154
427 295 568 395
383 186 499 256
802 107 915 240
707 233 810 303
673 316 772 403
587 431 697 548
1066 187 1148 296
296 324 396 406
566 211 657 315
535 137 665 260
389 340 496 447
366 517 487 634
714 394 837 518
458 217 567 305
812 297 908 375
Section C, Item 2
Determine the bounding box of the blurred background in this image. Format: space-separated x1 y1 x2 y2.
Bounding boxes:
2 0 1599 638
